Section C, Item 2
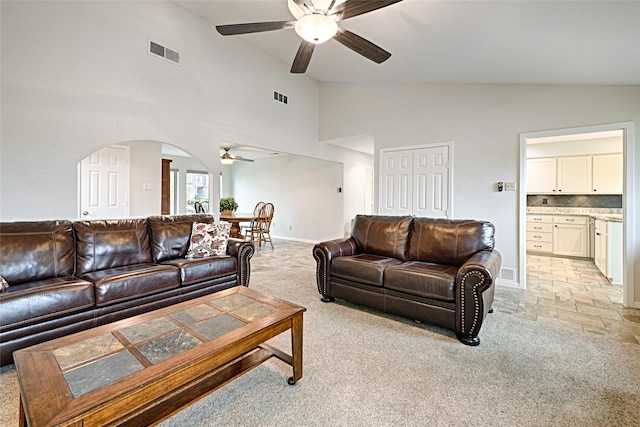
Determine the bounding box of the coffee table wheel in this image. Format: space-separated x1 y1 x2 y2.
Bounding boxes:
287 377 297 385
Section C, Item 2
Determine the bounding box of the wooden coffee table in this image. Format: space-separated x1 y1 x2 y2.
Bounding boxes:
14 286 305 427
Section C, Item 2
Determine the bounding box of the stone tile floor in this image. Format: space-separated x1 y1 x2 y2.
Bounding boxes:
253 239 640 345
494 254 640 345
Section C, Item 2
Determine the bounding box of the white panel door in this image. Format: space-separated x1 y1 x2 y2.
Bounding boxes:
79 146 130 219
380 150 413 215
413 146 449 218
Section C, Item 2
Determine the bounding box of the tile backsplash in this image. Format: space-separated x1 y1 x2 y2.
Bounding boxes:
527 194 622 208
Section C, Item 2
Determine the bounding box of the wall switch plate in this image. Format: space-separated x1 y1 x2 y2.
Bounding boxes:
505 182 516 191
143 183 154 191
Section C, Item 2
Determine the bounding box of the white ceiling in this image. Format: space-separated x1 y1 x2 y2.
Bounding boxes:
173 0 640 85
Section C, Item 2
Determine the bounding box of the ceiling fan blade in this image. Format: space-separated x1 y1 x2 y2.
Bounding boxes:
291 40 315 73
216 21 295 36
333 28 391 64
232 156 254 162
330 0 404 21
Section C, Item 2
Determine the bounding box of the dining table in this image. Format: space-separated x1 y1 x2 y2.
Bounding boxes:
220 212 256 239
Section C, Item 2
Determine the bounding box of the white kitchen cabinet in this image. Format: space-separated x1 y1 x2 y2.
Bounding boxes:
592 153 623 194
527 158 557 194
527 153 621 195
594 220 607 275
594 219 623 285
553 216 589 257
556 156 592 194
526 215 553 253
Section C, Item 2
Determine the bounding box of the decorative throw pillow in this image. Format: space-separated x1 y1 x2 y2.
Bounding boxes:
0 275 8 292
186 222 231 258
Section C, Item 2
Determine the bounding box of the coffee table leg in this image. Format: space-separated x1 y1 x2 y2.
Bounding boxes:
287 313 303 385
19 396 26 427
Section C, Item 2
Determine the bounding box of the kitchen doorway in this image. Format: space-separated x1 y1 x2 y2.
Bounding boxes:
519 122 635 308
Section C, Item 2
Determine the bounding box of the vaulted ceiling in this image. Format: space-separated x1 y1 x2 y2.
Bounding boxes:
173 0 640 85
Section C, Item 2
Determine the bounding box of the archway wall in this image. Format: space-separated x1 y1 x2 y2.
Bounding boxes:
0 1 334 221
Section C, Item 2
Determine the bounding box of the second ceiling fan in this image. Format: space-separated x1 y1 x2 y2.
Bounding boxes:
216 0 404 74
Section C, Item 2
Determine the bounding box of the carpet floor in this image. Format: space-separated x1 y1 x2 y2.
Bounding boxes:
2 256 640 426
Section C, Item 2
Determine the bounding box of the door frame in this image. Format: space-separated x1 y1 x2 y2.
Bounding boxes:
519 121 636 308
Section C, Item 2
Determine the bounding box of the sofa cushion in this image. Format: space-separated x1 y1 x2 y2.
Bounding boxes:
148 214 215 262
408 218 495 266
79 264 180 307
331 254 404 287
0 220 75 284
161 256 237 286
0 277 95 332
186 222 231 258
351 215 413 261
384 261 458 302
75 219 153 275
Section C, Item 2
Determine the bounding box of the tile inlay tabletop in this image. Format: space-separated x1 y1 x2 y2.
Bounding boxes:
14 286 306 427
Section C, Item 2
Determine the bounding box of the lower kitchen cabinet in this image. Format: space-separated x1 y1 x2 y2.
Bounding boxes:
527 214 589 258
594 219 623 285
553 216 589 257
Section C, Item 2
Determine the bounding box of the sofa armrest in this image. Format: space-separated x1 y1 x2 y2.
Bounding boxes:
312 237 357 298
455 249 502 345
226 238 255 287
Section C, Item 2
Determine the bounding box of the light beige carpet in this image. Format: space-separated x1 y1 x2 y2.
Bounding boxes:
2 267 640 426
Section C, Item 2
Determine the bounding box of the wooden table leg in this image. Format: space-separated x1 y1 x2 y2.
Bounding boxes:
19 396 26 427
287 313 303 385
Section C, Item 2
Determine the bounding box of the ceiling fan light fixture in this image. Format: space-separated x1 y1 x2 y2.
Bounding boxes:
294 14 338 44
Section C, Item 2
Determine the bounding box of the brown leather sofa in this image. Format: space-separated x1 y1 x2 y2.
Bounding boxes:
0 214 254 366
313 215 502 345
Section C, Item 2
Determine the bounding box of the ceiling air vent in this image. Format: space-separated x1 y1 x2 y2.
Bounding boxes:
148 40 180 65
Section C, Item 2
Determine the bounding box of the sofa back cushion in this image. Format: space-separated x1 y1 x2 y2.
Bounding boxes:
408 218 495 266
0 220 75 284
147 214 214 262
351 215 413 261
75 219 152 274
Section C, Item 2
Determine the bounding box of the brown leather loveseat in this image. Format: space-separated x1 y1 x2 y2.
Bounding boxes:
0 214 254 366
313 215 502 345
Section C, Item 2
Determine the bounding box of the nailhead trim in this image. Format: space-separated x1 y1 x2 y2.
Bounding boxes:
460 270 485 334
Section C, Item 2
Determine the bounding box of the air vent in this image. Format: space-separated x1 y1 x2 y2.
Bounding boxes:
148 40 180 65
273 90 288 105
500 267 516 282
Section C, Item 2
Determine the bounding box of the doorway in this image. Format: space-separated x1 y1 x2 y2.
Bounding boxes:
519 122 636 308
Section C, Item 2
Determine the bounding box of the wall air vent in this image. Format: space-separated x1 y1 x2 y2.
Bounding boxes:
273 90 288 105
148 40 180 65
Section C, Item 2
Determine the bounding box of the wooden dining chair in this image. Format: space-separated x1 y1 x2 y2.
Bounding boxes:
259 202 274 249
242 201 264 237
194 201 205 213
247 202 274 248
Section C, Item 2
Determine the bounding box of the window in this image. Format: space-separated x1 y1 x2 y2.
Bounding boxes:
186 171 209 213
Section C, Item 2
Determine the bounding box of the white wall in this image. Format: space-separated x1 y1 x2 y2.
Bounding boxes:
319 83 640 300
0 0 328 220
123 141 162 217
528 137 623 158
227 154 346 242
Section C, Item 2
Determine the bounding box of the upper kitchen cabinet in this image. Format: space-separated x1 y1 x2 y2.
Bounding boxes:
557 156 592 193
527 153 622 195
592 153 623 194
526 158 557 193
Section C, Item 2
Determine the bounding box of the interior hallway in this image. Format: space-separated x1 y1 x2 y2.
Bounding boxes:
252 240 640 345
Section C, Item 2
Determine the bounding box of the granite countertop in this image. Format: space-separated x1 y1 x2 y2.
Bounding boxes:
526 207 623 222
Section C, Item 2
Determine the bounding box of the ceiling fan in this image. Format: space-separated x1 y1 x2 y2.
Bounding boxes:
220 147 254 164
215 0 404 73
